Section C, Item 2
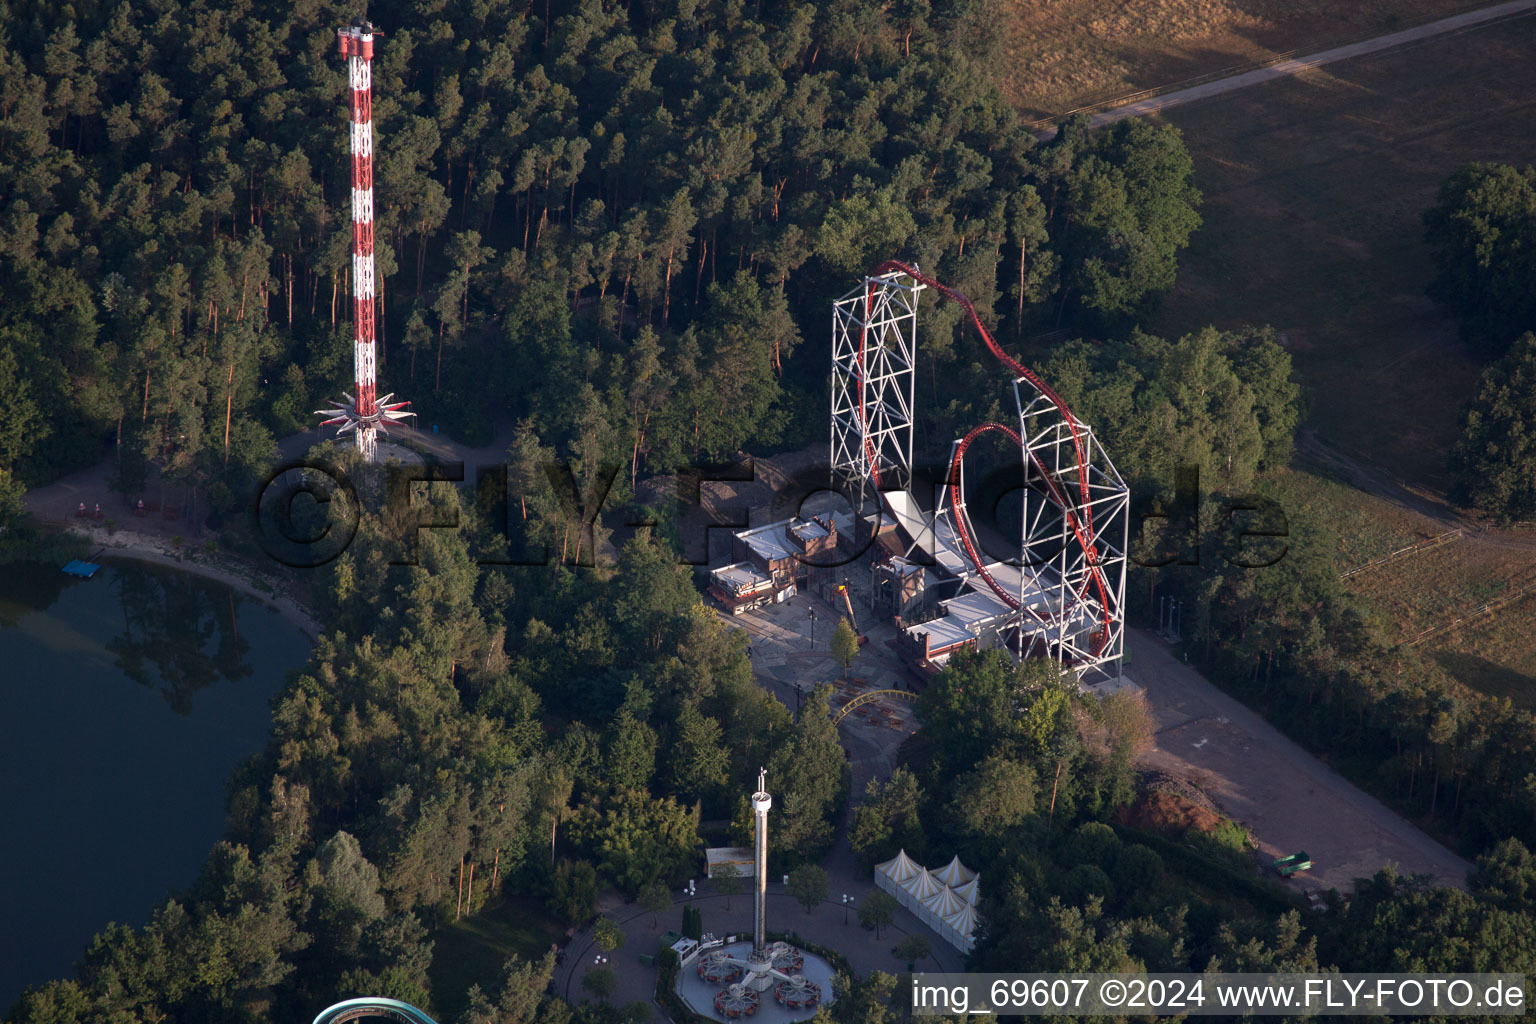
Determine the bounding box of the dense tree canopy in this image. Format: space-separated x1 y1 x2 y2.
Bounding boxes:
11 0 1536 1020
0 0 1203 533
1449 331 1536 520
1038 324 1299 493
1424 162 1536 357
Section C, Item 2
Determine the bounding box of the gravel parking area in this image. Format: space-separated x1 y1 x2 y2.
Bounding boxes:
1128 629 1471 893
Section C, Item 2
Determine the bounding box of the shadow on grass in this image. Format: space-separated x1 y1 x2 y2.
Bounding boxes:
1432 650 1536 709
426 894 567 1021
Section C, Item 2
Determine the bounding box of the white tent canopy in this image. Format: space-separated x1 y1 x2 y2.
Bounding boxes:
944 903 979 951
923 886 965 921
875 849 922 886
871 851 980 953
933 855 975 888
903 868 943 903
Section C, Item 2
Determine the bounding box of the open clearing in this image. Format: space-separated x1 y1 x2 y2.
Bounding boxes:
1345 530 1536 708
1148 12 1536 491
1130 628 1471 892
1003 0 1489 119
1274 463 1536 706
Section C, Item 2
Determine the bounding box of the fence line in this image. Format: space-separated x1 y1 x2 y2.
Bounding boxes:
1339 529 1461 581
1401 579 1536 648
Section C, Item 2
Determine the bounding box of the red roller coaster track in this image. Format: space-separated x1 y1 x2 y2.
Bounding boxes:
855 260 1113 657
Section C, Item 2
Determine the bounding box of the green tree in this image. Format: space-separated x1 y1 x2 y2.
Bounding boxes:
831 617 860 680
547 859 601 925
766 684 846 855
858 889 899 938
892 933 931 971
1009 185 1060 332
952 754 1037 838
1424 162 1536 355
713 861 744 911
1471 838 1536 914
787 863 828 914
582 966 616 1002
568 788 700 895
0 340 46 478
816 188 917 278
315 830 388 923
593 916 625 953
665 700 730 802
1449 332 1536 520
638 879 672 928
849 768 924 865
1056 118 1201 322
606 711 658 791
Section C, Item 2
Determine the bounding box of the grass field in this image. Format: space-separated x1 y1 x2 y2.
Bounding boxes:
1260 467 1425 568
1260 467 1536 704
1002 0 1489 119
1346 539 1536 641
1147 13 1536 491
427 895 566 1020
1349 539 1536 706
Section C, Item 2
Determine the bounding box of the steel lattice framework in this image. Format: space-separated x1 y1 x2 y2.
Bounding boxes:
830 270 925 508
317 22 414 462
932 389 1130 675
834 262 1130 681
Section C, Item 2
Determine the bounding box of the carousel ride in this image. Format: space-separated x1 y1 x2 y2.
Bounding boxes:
675 772 830 1021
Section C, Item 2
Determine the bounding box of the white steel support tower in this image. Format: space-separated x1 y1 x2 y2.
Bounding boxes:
317 21 414 461
929 388 1131 680
830 261 1130 685
830 270 924 508
750 768 771 956
1014 386 1130 676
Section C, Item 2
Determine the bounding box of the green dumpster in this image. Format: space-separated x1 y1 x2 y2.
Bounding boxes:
1273 851 1313 877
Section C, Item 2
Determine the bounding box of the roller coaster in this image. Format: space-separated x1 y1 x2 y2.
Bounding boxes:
311 998 439 1024
831 262 1129 681
831 688 918 725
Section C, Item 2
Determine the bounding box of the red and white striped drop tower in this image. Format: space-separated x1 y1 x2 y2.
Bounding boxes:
317 21 414 462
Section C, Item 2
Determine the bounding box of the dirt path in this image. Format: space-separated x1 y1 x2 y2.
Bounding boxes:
1296 430 1536 557
1296 429 1465 530
1039 0 1536 137
1128 629 1471 892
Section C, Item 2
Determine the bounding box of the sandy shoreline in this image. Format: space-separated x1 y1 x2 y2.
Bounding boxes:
52 522 323 640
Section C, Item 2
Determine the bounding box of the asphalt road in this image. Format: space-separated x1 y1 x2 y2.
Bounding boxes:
1128 628 1472 893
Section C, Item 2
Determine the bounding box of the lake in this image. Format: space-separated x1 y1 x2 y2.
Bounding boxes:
0 558 312 1010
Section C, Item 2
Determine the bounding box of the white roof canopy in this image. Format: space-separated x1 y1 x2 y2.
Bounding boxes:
875 849 922 885
903 868 943 901
933 854 975 887
923 886 965 918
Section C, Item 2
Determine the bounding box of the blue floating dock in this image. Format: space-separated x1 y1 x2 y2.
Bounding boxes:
61 559 102 579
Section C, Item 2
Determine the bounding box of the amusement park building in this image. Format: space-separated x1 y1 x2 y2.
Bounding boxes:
874 849 980 952
707 512 853 614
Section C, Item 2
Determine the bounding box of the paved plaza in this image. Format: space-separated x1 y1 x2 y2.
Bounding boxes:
556 887 967 1012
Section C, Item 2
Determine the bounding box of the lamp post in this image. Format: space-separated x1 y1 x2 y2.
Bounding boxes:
808 608 818 648
842 893 853 925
